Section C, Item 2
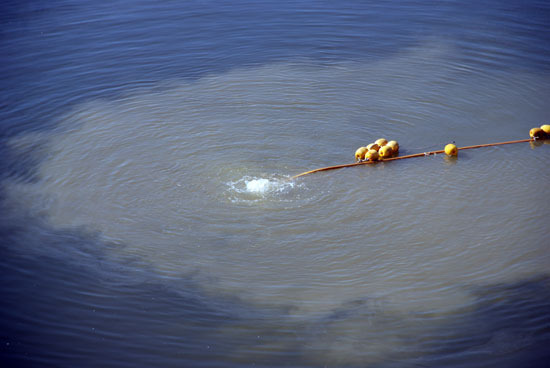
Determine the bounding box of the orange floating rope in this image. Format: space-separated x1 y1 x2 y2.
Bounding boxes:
291 138 534 180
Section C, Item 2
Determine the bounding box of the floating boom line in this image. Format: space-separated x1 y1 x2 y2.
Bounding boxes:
291 138 534 180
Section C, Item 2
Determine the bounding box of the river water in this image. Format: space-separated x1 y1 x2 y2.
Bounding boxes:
1 1 550 367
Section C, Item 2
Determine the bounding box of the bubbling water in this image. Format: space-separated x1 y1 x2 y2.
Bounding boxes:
225 175 302 204
246 178 271 193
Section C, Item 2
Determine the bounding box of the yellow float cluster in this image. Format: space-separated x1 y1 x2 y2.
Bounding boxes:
355 138 399 162
530 124 550 140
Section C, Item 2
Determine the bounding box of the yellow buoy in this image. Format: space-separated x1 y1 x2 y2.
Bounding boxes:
366 149 380 161
367 143 380 152
375 138 388 147
379 145 393 158
444 143 458 156
355 147 368 161
387 140 399 155
540 124 550 135
530 127 545 139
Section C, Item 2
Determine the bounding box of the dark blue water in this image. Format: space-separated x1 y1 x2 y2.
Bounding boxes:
2 1 550 367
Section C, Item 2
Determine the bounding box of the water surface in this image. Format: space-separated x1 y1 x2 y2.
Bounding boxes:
1 1 550 367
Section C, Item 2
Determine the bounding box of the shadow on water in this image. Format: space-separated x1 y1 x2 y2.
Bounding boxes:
1 207 549 367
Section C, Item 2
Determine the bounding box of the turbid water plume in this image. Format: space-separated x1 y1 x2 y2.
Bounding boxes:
3 34 550 366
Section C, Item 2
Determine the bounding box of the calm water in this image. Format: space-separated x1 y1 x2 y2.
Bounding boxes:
2 1 550 367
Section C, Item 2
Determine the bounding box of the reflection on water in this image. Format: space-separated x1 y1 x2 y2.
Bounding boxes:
2 1 550 366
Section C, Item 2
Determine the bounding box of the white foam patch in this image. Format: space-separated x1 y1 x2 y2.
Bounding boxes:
246 178 271 193
224 175 303 205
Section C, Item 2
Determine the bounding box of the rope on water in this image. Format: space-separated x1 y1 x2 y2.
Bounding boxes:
291 138 535 180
